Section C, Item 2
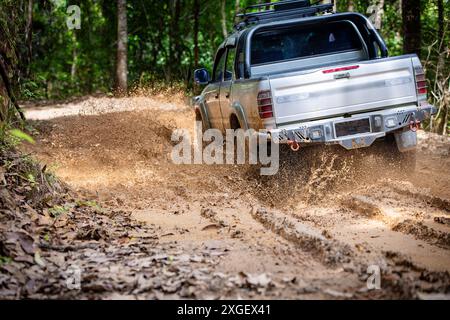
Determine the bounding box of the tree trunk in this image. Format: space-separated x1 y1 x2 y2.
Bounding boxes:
0 54 25 121
375 0 384 30
367 0 384 30
71 33 77 81
168 0 181 82
193 0 200 69
71 48 77 81
437 0 445 76
437 0 444 42
443 106 448 136
24 0 33 77
221 0 228 38
402 0 421 57
235 0 240 14
347 0 354 12
437 0 447 135
116 0 128 93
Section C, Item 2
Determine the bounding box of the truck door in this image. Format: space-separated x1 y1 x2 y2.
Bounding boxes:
219 46 236 131
204 48 226 131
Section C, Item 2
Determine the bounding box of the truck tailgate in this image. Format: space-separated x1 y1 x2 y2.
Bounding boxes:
270 57 417 125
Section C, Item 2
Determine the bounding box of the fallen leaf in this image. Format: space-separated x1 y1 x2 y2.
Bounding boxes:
6 231 35 255
324 289 353 299
0 167 6 185
160 233 174 237
34 251 46 268
245 273 271 287
201 224 222 231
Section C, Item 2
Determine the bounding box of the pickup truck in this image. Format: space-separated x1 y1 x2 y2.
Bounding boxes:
193 0 436 164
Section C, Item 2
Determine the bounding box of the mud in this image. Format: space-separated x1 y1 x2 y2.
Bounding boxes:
21 95 450 299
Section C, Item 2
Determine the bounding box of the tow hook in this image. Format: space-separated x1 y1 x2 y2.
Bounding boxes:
409 120 421 132
288 140 300 152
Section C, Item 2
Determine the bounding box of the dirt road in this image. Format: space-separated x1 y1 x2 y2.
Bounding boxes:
23 96 450 299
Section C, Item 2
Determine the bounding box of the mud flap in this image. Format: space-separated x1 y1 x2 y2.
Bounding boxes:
394 130 417 152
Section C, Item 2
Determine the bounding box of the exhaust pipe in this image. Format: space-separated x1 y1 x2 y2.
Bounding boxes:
288 141 300 152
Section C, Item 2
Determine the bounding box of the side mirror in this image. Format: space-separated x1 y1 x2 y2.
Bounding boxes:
194 68 210 85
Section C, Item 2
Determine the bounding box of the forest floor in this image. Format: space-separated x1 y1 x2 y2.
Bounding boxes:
4 95 449 299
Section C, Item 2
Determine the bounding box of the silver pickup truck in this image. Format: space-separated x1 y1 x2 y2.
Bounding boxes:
193 1 436 162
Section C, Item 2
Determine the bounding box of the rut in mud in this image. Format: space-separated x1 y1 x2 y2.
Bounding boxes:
21 95 450 299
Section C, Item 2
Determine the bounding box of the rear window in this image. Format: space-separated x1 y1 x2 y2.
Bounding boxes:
251 21 363 65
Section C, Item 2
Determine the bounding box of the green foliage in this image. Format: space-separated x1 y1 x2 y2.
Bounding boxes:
75 199 103 213
382 1 403 57
43 233 51 242
0 0 448 134
26 0 114 99
0 122 35 151
11 0 264 99
8 129 35 144
48 205 70 218
0 256 12 266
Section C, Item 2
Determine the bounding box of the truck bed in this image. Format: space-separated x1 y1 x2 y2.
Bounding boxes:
269 55 418 125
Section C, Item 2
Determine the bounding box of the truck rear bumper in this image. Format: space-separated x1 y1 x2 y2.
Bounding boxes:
269 104 436 150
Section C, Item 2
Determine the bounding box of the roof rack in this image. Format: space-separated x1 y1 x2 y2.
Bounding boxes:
234 0 335 31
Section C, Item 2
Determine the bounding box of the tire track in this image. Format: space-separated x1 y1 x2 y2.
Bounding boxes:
250 207 353 266
340 193 450 248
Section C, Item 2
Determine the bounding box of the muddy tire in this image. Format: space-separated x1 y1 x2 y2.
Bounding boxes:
195 109 207 134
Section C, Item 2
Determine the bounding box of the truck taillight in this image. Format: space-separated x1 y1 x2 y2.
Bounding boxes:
322 65 359 74
414 66 428 99
257 90 273 119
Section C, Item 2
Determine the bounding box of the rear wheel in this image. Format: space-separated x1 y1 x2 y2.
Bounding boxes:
195 109 209 149
229 115 246 162
195 109 207 134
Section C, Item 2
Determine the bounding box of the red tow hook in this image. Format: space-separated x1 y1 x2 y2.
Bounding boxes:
288 140 300 152
409 120 421 132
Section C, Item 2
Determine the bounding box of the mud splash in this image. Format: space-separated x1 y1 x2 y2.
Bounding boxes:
21 95 450 299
